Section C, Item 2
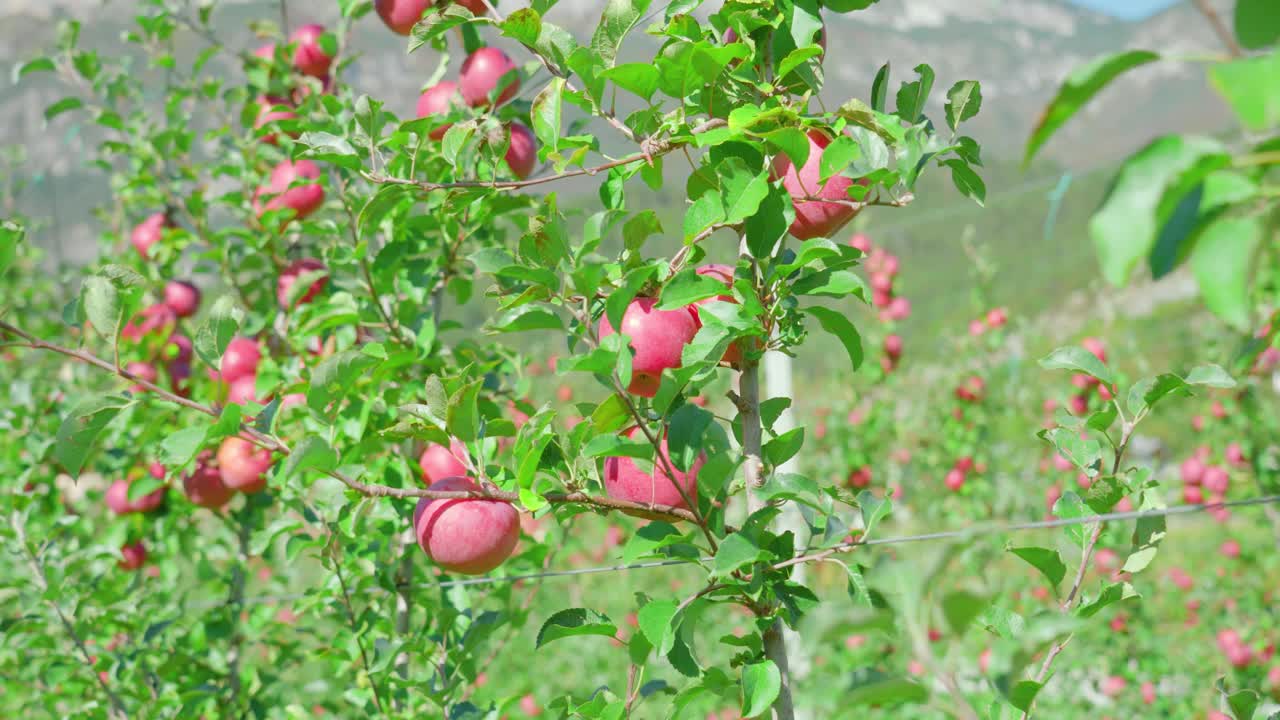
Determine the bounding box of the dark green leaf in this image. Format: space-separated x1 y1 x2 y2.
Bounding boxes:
801 306 862 372
1009 546 1066 589
741 660 781 718
54 394 133 475
1024 50 1160 165
944 81 982 131
1038 346 1114 386
536 608 618 648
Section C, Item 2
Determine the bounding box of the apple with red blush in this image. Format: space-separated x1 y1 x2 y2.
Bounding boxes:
419 438 469 483
413 476 519 574
504 122 538 180
416 81 463 140
216 437 273 493
163 280 201 318
769 129 866 240
256 159 325 223
598 297 699 397
130 212 170 259
277 258 329 309
289 24 332 78
460 47 520 108
602 426 703 513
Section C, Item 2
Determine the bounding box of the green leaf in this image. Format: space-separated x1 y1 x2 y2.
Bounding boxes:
942 590 989 634
1223 684 1260 720
12 57 56 82
297 131 361 169
500 7 541 46
1076 582 1139 618
1038 346 1114 386
683 191 725 242
846 668 928 707
719 160 770 226
582 433 652 459
307 350 379 414
531 77 564 150
741 660 781 718
54 394 133 475
944 80 982 131
801 306 862 372
658 269 731 310
894 64 935 123
281 436 338 481
1208 52 1280 131
858 490 892 538
743 183 793 258
667 404 715 472
1053 492 1089 547
637 600 679 655
490 304 563 333
1190 215 1261 330
1123 493 1166 573
1024 50 1160 165
536 608 618 648
159 426 208 468
194 295 243 368
446 380 483 442
1235 0 1280 49
1039 428 1102 476
126 475 165 504
869 62 890 112
943 159 986 206
763 427 805 467
44 96 84 121
591 0 651 67
600 63 659 101
1008 680 1046 713
714 532 765 577
82 276 120 345
1090 135 1228 286
1009 546 1067 589
0 219 23 278
1185 364 1236 388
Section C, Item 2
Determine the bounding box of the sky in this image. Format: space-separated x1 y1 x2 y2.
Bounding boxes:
1064 0 1182 20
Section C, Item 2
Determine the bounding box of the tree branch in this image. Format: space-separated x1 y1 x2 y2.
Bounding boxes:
1192 0 1244 58
0 320 701 526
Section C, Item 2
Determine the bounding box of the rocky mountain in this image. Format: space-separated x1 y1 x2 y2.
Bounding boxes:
0 0 1240 261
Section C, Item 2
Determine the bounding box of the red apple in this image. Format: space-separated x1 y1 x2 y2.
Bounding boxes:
1226 442 1247 467
519 694 541 716
375 0 432 35
602 426 703 510
884 334 903 359
258 159 325 222
969 319 985 337
944 468 964 491
125 362 158 392
454 0 489 13
416 80 463 140
217 437 273 493
413 476 519 574
163 280 201 318
505 122 538 179
1181 456 1206 485
253 95 299 145
1203 465 1229 494
769 129 864 240
226 375 262 406
290 24 332 78
130 212 168 259
254 43 276 60
460 47 520 108
123 303 176 342
1081 336 1107 363
183 464 235 509
419 439 469 483
598 297 699 397
119 541 147 571
986 307 1008 328
1140 681 1156 705
1220 539 1241 558
689 264 743 365
277 258 329 309
220 337 261 383
105 480 135 515
1100 675 1126 698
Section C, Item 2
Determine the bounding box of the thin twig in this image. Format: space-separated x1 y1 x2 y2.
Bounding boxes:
331 542 387 715
1192 0 1244 57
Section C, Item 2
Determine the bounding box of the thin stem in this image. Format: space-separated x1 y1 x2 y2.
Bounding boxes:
226 505 252 709
1192 0 1244 58
331 543 387 715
